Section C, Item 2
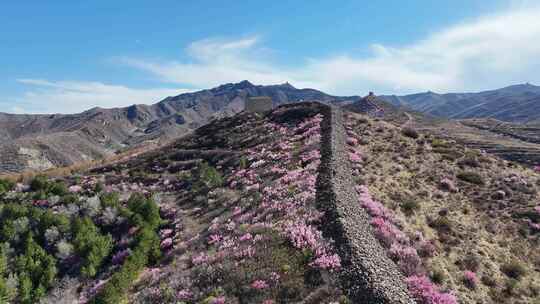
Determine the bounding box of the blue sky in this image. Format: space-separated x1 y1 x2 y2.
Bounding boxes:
1 0 539 113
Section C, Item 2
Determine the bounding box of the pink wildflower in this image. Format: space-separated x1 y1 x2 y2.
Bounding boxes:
463 271 478 289
160 238 173 250
159 229 174 238
192 253 209 265
232 206 243 216
69 185 82 193
389 244 422 276
270 272 281 282
284 223 319 250
346 137 358 146
310 253 341 270
406 275 457 304
176 289 193 300
208 234 222 244
251 280 269 290
211 296 226 304
349 151 362 163
239 233 253 242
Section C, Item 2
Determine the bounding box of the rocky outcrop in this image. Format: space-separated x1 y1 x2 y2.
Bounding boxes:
316 106 415 303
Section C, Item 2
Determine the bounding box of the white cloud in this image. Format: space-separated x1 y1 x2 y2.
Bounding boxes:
9 79 190 114
7 4 540 115
121 5 540 95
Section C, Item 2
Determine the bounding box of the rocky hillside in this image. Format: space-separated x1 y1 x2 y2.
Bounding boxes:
1 102 538 303
382 83 540 124
0 81 356 174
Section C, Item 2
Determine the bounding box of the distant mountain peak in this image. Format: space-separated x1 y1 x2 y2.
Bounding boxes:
280 82 296 89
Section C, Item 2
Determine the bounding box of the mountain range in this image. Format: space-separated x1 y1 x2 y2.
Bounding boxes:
0 81 355 173
381 83 540 123
3 80 540 174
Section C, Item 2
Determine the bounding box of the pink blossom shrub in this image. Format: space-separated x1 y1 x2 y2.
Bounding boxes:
309 253 341 269
160 238 173 250
406 275 457 304
159 229 174 238
389 244 422 276
251 280 269 290
534 165 540 173
69 185 82 193
211 296 226 304
463 270 477 289
176 290 193 300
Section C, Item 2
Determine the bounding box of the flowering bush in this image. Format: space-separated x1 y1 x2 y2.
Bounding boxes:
176 289 193 300
462 270 477 289
534 165 540 173
389 244 422 276
251 280 269 290
406 275 457 304
160 238 173 250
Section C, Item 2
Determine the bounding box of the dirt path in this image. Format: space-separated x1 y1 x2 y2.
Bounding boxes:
401 111 413 128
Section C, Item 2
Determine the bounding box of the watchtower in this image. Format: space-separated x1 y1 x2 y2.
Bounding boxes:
245 96 273 113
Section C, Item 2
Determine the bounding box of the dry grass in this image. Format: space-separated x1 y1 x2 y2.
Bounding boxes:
348 112 540 304
0 141 168 182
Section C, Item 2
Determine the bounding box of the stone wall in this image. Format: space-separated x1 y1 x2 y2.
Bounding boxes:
316 106 415 303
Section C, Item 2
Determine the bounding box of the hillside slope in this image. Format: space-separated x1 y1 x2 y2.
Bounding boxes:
345 112 540 303
1 103 539 303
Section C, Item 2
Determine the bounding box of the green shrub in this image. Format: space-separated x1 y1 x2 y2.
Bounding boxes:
0 179 14 195
239 156 248 169
15 234 57 304
457 171 485 185
61 194 79 205
430 268 447 284
501 260 527 280
127 194 161 230
431 139 449 148
92 198 162 304
94 182 104 193
30 175 49 192
433 148 463 161
400 199 420 215
429 217 453 234
402 127 419 139
100 192 120 208
38 210 70 235
199 162 223 188
458 157 480 168
72 217 113 278
49 181 68 196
